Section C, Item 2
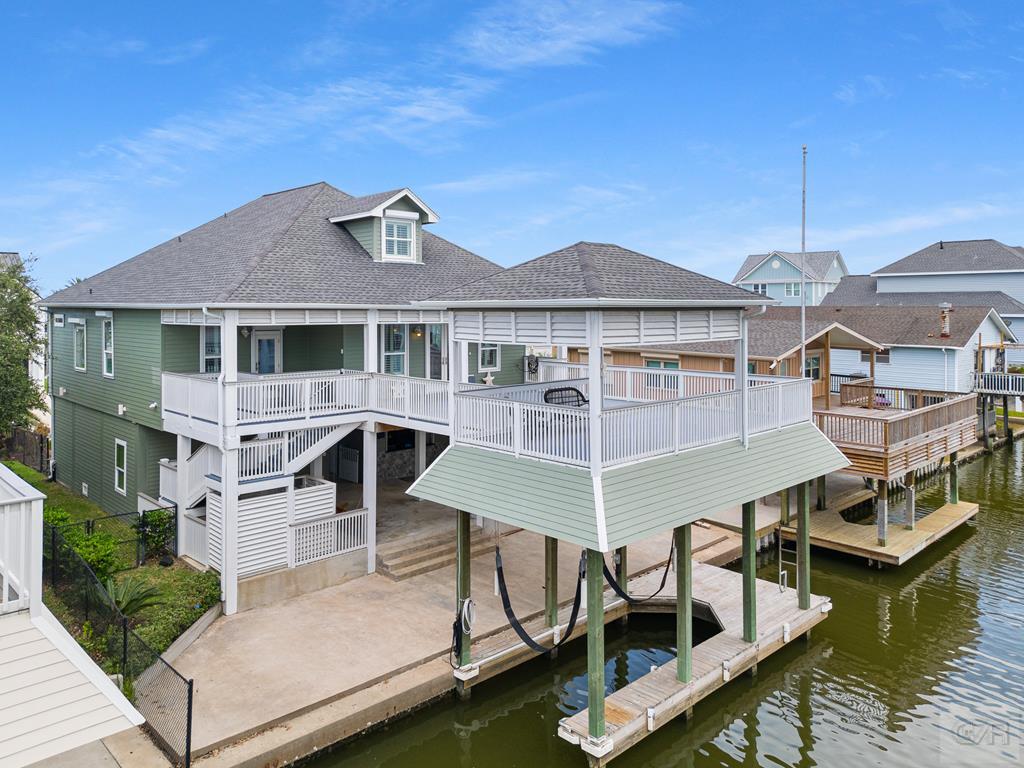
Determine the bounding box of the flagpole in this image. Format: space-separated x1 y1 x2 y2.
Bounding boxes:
800 145 807 380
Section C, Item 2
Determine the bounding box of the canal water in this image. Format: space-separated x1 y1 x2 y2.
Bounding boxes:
312 444 1024 767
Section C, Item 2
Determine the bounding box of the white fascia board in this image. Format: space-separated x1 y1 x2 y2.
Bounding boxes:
43 301 427 310
870 268 1024 277
414 298 776 309
328 188 440 225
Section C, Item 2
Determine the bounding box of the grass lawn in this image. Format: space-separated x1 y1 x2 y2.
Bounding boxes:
5 458 221 659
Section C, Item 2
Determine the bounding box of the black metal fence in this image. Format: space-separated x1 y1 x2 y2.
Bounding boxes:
49 507 177 577
1 426 50 473
830 372 865 394
44 523 194 766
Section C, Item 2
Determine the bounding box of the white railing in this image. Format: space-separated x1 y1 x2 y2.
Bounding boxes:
159 443 218 504
162 372 220 424
181 513 208 566
0 464 44 617
158 459 177 503
233 370 368 424
238 437 286 481
370 372 449 424
975 371 1024 396
290 508 369 567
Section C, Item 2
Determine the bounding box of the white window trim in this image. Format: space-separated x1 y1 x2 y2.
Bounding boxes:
202 326 222 374
381 217 417 263
114 438 127 496
54 313 65 327
860 350 891 364
381 324 409 375
73 322 87 372
785 282 802 297
478 342 500 373
102 318 114 378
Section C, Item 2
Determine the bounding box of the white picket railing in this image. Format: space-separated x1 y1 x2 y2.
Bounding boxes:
181 513 208 566
0 464 44 617
975 371 1024 396
370 373 449 424
290 508 369 567
238 437 287 481
161 372 220 424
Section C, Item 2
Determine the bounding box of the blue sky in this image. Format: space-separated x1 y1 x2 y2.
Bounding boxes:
3 0 1024 295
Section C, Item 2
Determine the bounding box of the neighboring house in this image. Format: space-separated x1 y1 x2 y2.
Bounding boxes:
1 251 48 426
41 186 840 631
0 463 143 767
732 249 848 306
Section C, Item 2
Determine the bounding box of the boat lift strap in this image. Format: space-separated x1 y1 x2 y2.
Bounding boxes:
601 543 676 604
494 546 585 655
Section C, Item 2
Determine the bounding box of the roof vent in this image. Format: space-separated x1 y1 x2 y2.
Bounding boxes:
939 240 944 249
940 301 952 338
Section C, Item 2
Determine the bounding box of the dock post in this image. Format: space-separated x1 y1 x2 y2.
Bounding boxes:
586 548 606 744
904 471 916 530
675 525 692 684
741 501 757 645
949 451 959 504
816 475 826 511
1003 395 1013 443
614 545 627 593
983 396 992 451
456 510 472 675
780 487 790 526
797 481 810 611
544 536 558 628
877 482 888 546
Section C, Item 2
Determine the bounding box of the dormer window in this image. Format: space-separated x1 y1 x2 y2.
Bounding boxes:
382 211 418 262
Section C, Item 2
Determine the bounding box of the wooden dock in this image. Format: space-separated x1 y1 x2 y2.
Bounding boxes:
556 564 830 764
780 500 979 566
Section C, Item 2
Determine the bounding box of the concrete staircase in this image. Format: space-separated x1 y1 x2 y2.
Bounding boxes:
376 528 508 581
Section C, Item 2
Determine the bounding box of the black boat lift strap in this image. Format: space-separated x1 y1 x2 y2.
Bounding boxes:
601 542 676 604
494 546 585 655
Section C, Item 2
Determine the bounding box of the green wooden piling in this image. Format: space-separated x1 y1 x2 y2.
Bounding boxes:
675 525 692 683
816 475 827 511
614 545 627 589
780 487 790 526
544 536 558 628
797 481 811 610
586 548 606 740
950 451 959 504
741 501 757 643
456 510 472 667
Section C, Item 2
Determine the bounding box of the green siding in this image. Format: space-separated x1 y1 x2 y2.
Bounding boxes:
342 326 364 370
162 325 200 373
467 343 526 385
411 446 601 549
409 330 426 378
237 329 251 372
342 219 377 259
282 326 347 372
51 309 164 431
139 426 177 498
601 422 849 547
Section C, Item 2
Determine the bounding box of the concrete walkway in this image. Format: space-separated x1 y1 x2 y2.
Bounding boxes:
173 525 737 756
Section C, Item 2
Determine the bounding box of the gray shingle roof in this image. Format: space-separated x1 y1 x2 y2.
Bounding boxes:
872 239 1024 275
326 188 406 219
733 250 842 283
430 241 767 305
821 275 1024 315
42 183 502 307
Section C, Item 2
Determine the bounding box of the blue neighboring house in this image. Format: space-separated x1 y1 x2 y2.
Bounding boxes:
732 250 848 306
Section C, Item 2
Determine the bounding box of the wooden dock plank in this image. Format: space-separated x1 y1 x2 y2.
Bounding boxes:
781 500 978 565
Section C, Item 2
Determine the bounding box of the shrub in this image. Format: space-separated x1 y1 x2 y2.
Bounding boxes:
135 507 175 557
74 532 128 582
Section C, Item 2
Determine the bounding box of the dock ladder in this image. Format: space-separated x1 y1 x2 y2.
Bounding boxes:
778 533 798 593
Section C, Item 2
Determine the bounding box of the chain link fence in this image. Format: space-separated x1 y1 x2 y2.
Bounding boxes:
44 522 194 766
48 506 177 575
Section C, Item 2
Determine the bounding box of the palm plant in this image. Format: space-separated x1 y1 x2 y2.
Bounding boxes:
103 575 164 618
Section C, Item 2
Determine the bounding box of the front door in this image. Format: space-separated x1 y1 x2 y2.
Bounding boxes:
427 324 447 380
253 330 283 374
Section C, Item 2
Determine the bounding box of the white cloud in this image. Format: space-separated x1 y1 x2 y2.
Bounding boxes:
458 0 679 70
50 30 211 65
834 75 892 105
427 169 556 193
150 38 213 65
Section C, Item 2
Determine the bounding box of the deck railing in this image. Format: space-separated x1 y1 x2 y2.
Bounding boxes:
181 513 208 566
815 391 976 449
0 464 44 617
838 378 959 410
290 508 369 567
455 377 811 467
975 371 1024 396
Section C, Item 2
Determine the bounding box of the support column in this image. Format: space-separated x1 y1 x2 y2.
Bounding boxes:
877 481 888 546
736 316 750 446
362 426 377 573
1003 395 1013 442
456 510 472 669
797 481 811 611
544 536 558 628
949 451 959 504
414 430 427 478
816 475 826 511
614 546 627 590
982 396 991 451
586 548 606 742
365 309 379 373
221 448 239 615
904 471 916 530
741 501 756 644
779 487 790 526
675 524 692 683
175 435 190 555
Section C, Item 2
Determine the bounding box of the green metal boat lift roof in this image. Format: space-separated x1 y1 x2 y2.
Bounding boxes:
408 422 849 551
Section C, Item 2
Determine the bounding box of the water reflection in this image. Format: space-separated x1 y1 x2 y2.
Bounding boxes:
313 444 1024 768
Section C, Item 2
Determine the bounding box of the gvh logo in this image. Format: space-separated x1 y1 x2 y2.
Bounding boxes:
955 720 1014 747
939 708 1022 766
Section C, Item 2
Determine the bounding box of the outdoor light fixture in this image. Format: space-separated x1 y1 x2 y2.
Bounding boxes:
412 325 424 338
241 326 251 338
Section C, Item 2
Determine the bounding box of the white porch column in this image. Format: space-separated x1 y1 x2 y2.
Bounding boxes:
365 309 380 373
585 311 606 550
414 430 427 478
363 425 378 573
175 434 190 554
222 310 239 427
221 447 240 615
310 455 324 478
736 314 750 447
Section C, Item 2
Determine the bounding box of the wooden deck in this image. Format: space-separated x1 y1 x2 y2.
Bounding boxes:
780 500 979 566
556 564 830 764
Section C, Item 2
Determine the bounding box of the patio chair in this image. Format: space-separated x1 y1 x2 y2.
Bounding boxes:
543 386 589 408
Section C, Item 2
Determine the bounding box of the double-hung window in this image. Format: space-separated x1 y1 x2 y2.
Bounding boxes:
203 326 222 373
644 359 679 369
102 318 114 377
383 218 415 262
382 325 407 374
114 439 127 496
479 342 500 372
860 350 891 364
785 282 802 297
749 283 768 295
73 321 87 371
804 354 821 381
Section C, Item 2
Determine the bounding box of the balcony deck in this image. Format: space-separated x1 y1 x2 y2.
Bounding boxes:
975 371 1024 397
813 379 976 480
